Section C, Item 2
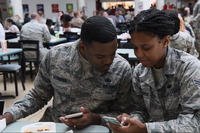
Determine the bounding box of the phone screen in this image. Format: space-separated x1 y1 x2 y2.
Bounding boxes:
102 116 121 126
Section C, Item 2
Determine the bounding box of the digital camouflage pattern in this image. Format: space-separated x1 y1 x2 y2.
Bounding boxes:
170 31 198 57
193 0 200 18
190 14 200 58
6 43 133 122
132 47 200 132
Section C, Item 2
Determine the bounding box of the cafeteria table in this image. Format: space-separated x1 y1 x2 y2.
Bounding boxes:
3 121 110 133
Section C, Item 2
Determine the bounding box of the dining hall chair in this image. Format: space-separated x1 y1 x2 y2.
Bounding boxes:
0 49 25 97
19 40 40 80
0 63 25 96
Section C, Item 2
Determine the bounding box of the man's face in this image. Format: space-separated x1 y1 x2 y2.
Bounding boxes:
80 40 118 73
131 32 169 68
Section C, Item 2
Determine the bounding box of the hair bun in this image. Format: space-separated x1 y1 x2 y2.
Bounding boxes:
130 8 180 38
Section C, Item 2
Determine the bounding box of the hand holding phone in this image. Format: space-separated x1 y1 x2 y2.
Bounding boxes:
102 116 121 126
64 112 83 119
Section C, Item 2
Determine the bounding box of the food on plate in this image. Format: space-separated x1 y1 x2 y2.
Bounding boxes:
21 122 55 133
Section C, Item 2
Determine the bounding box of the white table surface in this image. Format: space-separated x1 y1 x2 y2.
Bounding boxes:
3 121 110 133
116 48 137 59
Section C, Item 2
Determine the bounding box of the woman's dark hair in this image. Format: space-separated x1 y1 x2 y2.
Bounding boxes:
60 14 72 23
80 16 116 45
6 18 14 24
129 8 180 39
46 19 54 26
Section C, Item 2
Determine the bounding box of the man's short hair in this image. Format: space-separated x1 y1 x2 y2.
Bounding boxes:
30 13 38 19
80 16 117 45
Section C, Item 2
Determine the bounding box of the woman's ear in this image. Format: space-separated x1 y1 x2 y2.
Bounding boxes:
163 35 170 47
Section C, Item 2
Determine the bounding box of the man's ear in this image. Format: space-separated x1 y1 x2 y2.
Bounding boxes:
79 41 88 59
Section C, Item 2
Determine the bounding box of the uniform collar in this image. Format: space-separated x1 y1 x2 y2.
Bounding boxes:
139 47 177 89
163 47 177 75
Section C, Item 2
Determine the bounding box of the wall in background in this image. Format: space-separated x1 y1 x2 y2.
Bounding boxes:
22 0 95 21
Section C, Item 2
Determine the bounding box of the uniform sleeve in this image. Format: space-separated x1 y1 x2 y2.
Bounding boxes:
102 62 135 117
100 62 135 126
185 33 199 57
146 61 200 132
187 38 199 57
112 63 133 112
5 51 54 121
130 67 149 122
43 25 51 42
193 3 199 17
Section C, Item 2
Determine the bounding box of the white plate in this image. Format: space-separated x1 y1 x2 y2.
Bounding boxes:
21 122 56 133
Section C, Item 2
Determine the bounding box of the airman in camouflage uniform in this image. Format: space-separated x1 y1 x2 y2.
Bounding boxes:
190 14 200 59
6 43 132 122
132 47 200 132
0 16 134 128
109 8 200 133
193 0 200 18
170 31 199 57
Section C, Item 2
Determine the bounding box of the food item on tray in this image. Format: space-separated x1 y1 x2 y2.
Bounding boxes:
21 122 56 133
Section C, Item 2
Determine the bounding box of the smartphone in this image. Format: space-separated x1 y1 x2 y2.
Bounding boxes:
64 112 83 119
102 116 121 126
0 100 4 115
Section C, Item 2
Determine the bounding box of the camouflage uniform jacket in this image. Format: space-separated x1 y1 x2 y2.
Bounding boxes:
190 14 200 56
170 31 198 57
6 43 133 122
193 0 200 18
132 47 200 132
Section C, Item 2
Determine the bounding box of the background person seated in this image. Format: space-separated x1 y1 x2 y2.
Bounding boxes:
60 14 80 42
4 18 19 39
46 19 55 36
70 11 84 28
20 13 51 60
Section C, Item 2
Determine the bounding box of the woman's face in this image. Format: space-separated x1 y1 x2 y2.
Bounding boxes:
4 20 10 28
131 32 169 68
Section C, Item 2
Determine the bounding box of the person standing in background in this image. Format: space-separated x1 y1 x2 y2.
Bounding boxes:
0 22 5 41
170 11 198 57
193 0 200 17
190 13 200 59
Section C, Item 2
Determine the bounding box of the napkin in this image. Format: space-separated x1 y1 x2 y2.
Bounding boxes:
66 130 73 133
0 118 6 132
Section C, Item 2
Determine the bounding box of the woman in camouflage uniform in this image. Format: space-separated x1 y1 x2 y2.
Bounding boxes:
109 8 200 133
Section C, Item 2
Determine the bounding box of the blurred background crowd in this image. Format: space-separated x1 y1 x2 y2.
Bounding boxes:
0 0 200 59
